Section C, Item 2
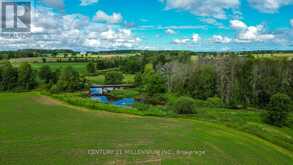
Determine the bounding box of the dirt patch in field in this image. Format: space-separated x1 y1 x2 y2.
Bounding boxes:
35 95 64 106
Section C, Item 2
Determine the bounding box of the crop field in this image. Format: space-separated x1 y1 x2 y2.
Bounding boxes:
0 93 292 164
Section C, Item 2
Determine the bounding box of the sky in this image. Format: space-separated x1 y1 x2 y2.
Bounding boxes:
0 0 293 51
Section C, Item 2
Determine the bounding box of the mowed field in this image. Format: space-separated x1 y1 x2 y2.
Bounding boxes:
0 93 293 164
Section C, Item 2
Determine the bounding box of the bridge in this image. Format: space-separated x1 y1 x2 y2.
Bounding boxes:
90 84 135 95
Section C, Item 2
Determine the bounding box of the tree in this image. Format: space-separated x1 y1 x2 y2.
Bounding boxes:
0 62 18 91
144 73 167 96
18 63 37 90
51 68 61 84
142 64 167 96
86 62 96 74
265 93 291 127
38 65 53 83
134 72 143 86
105 71 124 84
187 65 216 100
55 66 81 92
120 57 143 74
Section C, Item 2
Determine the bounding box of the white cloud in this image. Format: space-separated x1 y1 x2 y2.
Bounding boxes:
248 0 293 13
230 20 247 29
290 19 293 27
210 35 232 43
234 24 275 43
94 10 123 24
171 33 201 45
165 29 176 34
192 34 201 42
0 8 140 51
80 0 99 6
229 20 275 43
172 38 190 44
238 26 274 42
161 0 240 19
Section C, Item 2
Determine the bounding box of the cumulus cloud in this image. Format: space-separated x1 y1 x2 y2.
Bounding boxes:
42 0 64 9
80 0 99 6
172 38 190 45
192 34 201 42
172 33 201 45
230 20 275 43
210 35 232 43
248 0 293 13
165 29 176 34
94 10 123 24
0 8 140 51
160 0 240 19
230 20 247 29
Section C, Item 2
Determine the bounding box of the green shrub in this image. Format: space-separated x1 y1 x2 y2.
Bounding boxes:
145 94 167 105
50 84 61 93
174 96 196 114
265 93 291 127
133 102 150 111
206 97 223 107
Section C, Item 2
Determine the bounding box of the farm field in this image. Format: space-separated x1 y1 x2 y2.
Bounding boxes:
0 93 292 164
8 59 88 73
86 74 135 84
30 62 88 73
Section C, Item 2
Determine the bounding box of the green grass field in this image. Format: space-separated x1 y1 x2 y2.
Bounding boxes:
0 93 293 164
86 74 135 84
31 62 88 73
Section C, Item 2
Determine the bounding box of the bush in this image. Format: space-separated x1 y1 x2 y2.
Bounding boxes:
133 102 150 111
174 96 196 114
50 84 61 93
206 97 223 107
145 94 167 105
265 93 291 127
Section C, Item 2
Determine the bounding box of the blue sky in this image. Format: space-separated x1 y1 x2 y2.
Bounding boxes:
1 0 293 51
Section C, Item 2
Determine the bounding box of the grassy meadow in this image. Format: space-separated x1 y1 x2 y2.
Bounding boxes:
31 62 88 73
86 74 135 84
0 92 293 164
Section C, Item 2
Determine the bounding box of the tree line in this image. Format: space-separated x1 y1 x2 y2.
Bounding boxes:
0 61 83 92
